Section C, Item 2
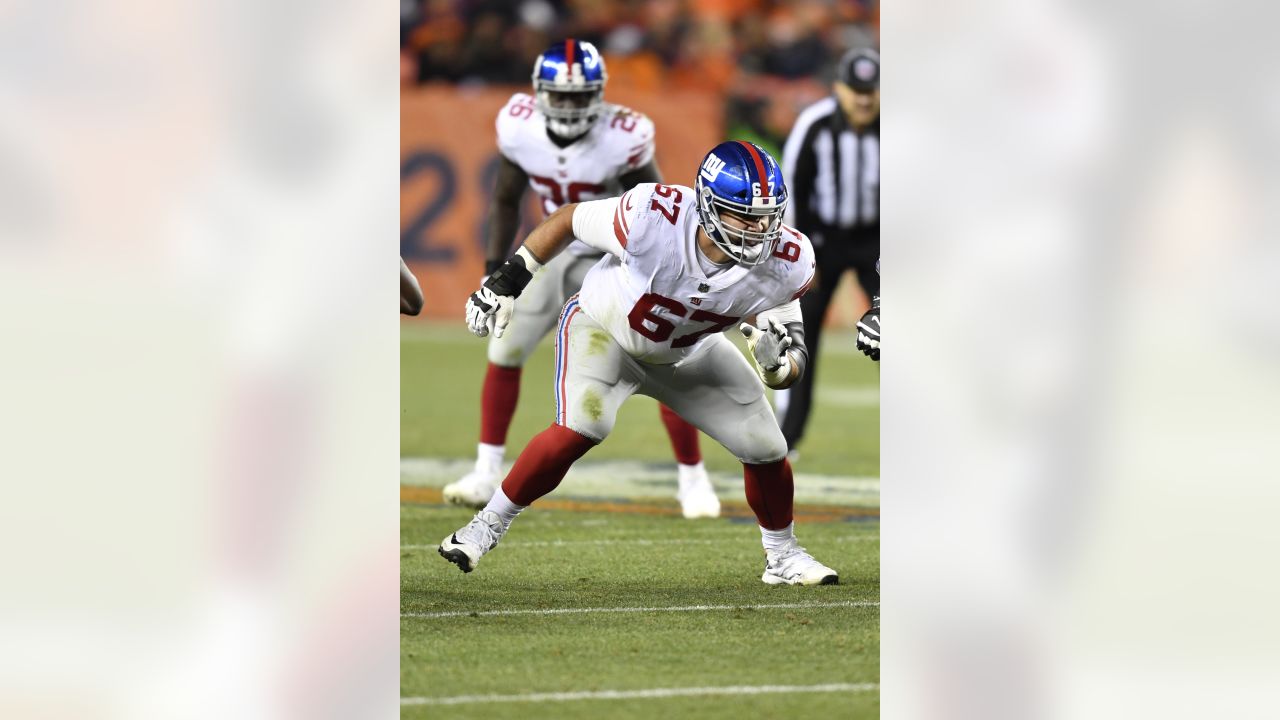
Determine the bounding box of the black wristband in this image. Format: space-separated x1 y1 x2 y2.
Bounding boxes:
484 255 534 299
484 258 504 276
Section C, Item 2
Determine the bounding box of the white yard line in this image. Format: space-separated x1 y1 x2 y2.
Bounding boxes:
401 457 880 508
402 599 878 619
402 535 877 550
401 682 878 706
823 386 880 407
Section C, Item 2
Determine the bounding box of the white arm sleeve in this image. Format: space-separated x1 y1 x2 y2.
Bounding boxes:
570 197 626 259
757 299 803 326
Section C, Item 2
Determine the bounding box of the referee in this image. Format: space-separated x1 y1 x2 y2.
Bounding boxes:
776 47 880 456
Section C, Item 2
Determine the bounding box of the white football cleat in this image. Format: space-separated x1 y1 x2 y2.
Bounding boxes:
443 468 499 509
438 511 505 573
762 539 839 586
676 464 720 519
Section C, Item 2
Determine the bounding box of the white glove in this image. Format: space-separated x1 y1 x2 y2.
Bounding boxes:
465 286 515 338
740 318 793 385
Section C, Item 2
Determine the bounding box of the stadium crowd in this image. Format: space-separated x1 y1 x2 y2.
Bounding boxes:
400 0 878 153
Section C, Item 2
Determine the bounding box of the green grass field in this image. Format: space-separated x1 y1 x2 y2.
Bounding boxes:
402 322 879 717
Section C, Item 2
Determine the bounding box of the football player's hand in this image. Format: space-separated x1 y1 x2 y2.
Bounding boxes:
465 286 515 338
740 318 792 371
856 303 880 362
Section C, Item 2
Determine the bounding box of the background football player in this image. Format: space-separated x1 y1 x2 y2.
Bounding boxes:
442 39 719 519
444 141 839 586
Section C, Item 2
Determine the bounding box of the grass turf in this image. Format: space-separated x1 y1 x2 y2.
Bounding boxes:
401 321 879 717
401 505 879 719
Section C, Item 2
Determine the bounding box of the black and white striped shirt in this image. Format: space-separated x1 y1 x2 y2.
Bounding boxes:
781 96 880 250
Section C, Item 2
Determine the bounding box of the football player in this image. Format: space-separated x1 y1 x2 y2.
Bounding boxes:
443 141 838 586
400 256 423 316
443 39 719 519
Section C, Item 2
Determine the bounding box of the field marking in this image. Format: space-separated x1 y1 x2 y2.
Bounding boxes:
402 535 877 550
823 386 880 407
402 599 878 619
401 682 878 706
401 457 879 508
400 485 880 522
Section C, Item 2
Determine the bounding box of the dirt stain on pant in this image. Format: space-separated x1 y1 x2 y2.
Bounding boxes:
582 388 604 422
586 330 611 356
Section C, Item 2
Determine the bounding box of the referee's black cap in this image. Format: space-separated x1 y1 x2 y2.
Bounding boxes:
838 48 880 91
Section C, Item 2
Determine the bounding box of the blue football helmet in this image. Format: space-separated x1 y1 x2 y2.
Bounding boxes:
694 141 789 266
531 39 607 139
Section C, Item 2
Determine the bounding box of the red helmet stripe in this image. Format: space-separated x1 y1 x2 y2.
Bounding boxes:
565 38 575 67
736 140 769 197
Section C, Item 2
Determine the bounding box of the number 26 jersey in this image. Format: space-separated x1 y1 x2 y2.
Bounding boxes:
497 93 656 257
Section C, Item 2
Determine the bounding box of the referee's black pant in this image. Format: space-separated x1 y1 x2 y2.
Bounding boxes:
780 238 879 451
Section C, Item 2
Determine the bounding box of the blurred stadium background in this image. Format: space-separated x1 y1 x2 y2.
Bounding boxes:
401 0 878 318
401 3 880 716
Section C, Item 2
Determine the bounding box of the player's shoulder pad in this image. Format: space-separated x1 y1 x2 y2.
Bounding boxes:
599 102 656 170
775 224 817 300
611 182 657 251
611 182 692 253
495 92 537 155
621 182 694 220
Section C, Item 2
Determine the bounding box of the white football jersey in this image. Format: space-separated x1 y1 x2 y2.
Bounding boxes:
571 183 817 364
496 92 656 257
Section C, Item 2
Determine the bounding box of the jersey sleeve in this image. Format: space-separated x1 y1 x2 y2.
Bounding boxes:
623 113 656 171
571 184 653 259
757 299 803 325
494 93 533 163
783 226 818 300
606 106 656 175
758 231 813 326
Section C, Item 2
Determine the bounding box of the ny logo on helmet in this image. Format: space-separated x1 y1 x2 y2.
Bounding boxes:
700 154 726 182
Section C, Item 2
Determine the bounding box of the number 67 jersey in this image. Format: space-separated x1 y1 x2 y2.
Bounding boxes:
570 182 817 365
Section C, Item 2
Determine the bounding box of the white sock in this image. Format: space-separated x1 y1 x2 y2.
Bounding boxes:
476 443 504 474
676 461 706 490
482 488 525 532
759 523 795 553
